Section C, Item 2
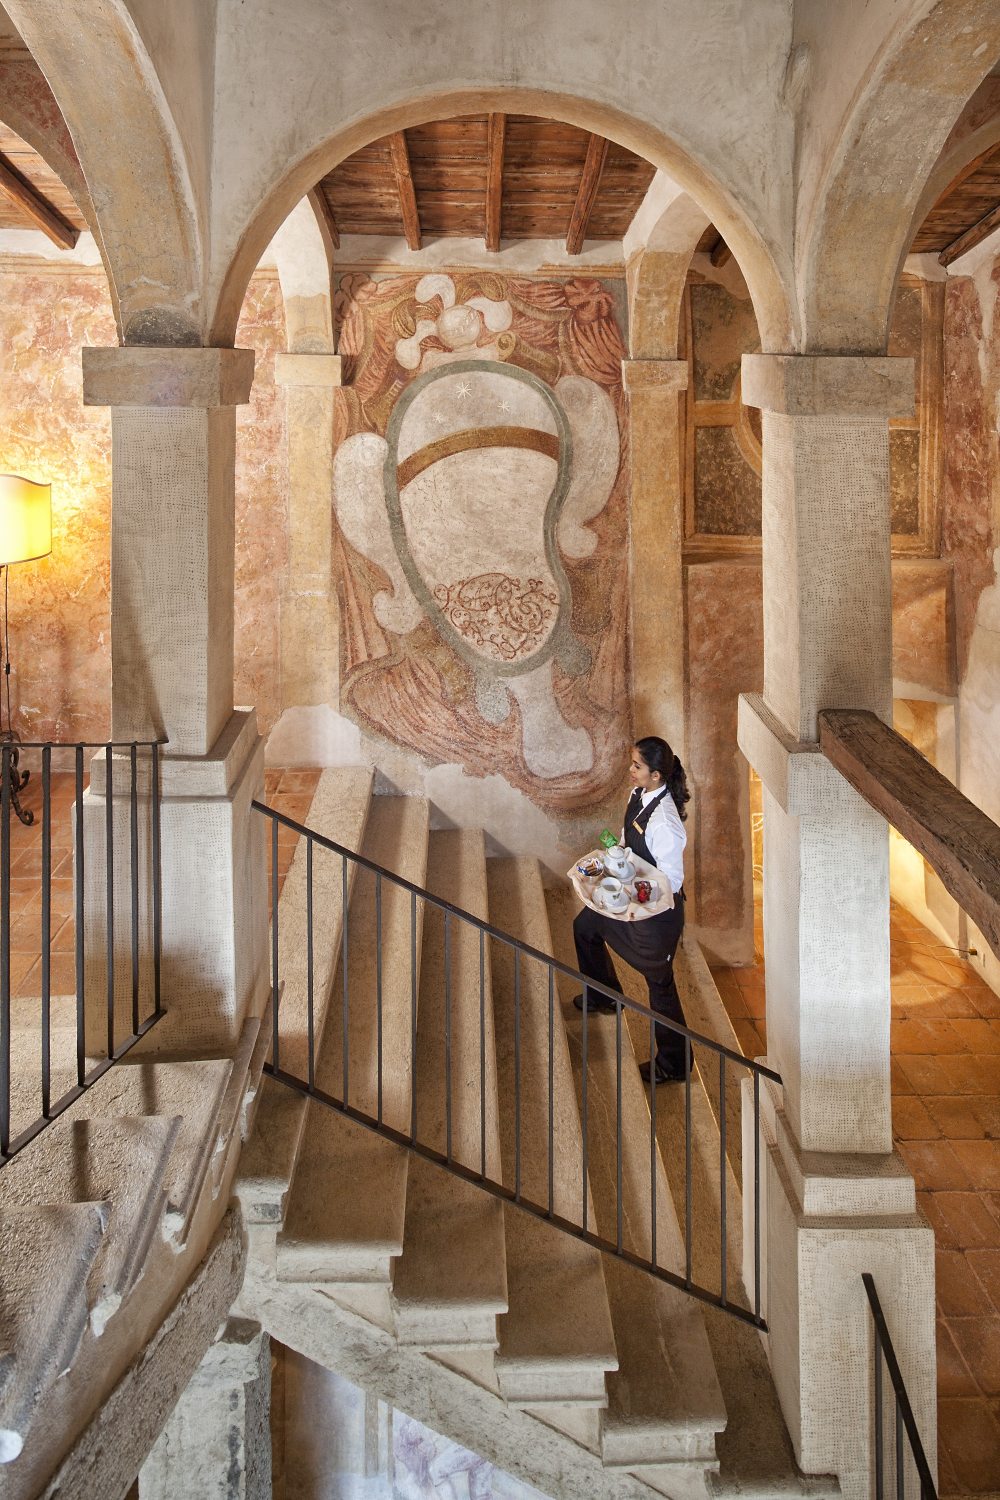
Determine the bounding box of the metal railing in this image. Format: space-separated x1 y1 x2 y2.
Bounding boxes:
0 739 166 1165
254 798 781 1328
864 1273 938 1500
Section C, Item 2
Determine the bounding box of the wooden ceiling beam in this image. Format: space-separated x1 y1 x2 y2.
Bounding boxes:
565 134 609 255
485 112 505 252
0 150 78 250
709 234 731 268
309 187 340 250
387 131 421 251
939 198 1000 266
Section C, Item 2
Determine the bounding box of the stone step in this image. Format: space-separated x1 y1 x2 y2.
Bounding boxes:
237 767 373 1224
271 767 374 1084
486 856 617 1411
537 881 727 1483
71 1055 236 1245
392 829 508 1350
566 1013 726 1484
0 1202 107 1463
277 794 429 1288
540 877 835 1498
0 1114 180 1339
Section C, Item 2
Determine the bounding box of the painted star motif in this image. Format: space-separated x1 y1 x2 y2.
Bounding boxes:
455 380 472 401
433 411 448 426
499 399 512 414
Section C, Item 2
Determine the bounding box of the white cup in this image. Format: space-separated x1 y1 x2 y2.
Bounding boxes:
596 876 628 912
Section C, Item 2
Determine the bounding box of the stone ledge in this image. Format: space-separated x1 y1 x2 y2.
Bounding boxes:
90 709 261 800
274 352 342 387
82 347 256 408
741 353 914 417
758 1079 917 1218
621 358 688 393
737 693 862 816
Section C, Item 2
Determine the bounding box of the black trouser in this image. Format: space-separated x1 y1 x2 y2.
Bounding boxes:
572 894 687 1071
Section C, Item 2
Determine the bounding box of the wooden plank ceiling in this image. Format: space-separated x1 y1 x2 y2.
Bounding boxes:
0 124 82 248
317 115 656 252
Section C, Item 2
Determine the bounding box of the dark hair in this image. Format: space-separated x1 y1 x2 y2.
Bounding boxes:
634 736 690 822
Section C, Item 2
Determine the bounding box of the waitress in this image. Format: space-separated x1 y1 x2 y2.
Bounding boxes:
573 736 690 1084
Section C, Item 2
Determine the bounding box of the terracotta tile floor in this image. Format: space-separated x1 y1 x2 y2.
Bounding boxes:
713 889 1000 1496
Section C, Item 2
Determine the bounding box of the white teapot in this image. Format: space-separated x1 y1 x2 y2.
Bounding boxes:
602 844 633 880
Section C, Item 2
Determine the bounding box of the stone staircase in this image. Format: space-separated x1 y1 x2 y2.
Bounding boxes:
0 1006 270 1499
237 768 839 1500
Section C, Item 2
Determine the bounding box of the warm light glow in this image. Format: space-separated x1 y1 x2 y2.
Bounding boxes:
0 474 52 565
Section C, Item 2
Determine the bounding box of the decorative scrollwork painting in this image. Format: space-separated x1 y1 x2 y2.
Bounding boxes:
332 270 631 812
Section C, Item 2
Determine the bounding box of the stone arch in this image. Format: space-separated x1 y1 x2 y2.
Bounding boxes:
625 177 712 358
268 193 336 355
797 0 1000 352
4 0 203 346
208 87 796 357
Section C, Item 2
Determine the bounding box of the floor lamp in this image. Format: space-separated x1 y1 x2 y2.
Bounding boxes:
0 474 52 827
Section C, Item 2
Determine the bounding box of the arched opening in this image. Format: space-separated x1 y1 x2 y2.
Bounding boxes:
221 107 797 905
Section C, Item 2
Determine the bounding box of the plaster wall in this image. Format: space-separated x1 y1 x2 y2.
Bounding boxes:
0 263 285 742
941 259 1000 993
207 0 796 348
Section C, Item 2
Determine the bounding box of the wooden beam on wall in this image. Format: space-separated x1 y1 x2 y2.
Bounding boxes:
485 113 505 252
566 134 609 255
818 708 1000 961
309 187 340 250
709 235 731 268
388 131 421 251
0 150 78 250
939 199 1000 266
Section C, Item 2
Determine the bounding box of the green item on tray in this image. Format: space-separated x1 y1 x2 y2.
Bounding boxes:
598 828 617 849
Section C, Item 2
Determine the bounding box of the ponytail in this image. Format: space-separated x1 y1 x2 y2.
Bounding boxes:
666 755 691 822
634 735 691 822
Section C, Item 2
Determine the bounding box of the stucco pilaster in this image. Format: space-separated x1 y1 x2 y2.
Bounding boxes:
622 359 688 760
80 346 267 1051
274 353 341 710
140 1319 271 1500
737 353 934 1498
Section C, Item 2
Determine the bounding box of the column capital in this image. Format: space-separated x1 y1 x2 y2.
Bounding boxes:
742 353 913 418
737 693 862 816
274 352 343 388
621 358 688 394
82 346 256 408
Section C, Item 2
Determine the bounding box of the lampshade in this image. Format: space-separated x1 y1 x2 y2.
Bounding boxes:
0 474 51 565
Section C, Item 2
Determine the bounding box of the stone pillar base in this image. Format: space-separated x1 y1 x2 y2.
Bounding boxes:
140 1317 271 1500
742 1076 936 1500
81 710 268 1053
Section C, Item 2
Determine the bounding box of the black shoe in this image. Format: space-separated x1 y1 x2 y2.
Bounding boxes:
572 992 619 1015
639 1058 686 1085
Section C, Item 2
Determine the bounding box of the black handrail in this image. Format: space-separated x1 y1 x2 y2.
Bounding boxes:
863 1273 937 1500
0 739 167 1168
253 797 780 1329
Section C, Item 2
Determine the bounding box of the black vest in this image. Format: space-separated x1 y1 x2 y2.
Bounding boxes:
623 787 669 868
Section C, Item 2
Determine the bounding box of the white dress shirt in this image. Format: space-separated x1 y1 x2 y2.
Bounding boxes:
622 785 686 894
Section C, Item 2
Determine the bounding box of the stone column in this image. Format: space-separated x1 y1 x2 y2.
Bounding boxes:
736 355 936 1498
622 359 688 760
274 353 340 713
80 347 268 1051
140 1318 271 1500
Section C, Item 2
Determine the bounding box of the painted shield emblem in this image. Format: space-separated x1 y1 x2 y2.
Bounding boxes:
385 360 572 676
